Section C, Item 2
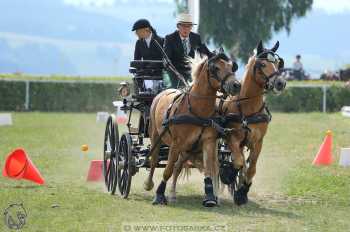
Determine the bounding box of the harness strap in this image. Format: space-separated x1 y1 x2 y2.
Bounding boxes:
190 127 205 152
162 114 227 136
147 127 170 158
225 111 271 125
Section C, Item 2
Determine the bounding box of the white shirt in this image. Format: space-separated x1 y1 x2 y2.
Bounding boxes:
145 32 152 48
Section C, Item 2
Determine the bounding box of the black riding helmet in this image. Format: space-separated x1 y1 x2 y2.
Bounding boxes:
132 19 151 31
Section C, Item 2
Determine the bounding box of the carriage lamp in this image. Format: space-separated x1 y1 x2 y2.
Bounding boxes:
118 81 130 97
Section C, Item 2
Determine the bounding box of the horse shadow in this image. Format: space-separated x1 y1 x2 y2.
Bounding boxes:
130 192 299 219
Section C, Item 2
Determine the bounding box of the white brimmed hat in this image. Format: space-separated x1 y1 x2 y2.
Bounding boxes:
176 13 197 25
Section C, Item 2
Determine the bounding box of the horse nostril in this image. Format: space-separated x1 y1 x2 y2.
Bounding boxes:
275 79 286 91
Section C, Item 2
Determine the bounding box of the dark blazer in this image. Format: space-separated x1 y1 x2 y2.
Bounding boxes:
164 30 211 73
134 33 164 60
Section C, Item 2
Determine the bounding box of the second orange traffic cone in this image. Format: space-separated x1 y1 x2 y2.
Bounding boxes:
312 130 333 166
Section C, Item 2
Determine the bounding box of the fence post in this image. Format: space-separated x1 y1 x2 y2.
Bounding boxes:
25 81 30 110
322 85 327 113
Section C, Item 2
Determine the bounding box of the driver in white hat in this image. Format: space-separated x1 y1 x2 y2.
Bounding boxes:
164 13 212 88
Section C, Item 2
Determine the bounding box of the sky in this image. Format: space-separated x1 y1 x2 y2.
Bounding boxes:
63 0 350 14
313 0 350 14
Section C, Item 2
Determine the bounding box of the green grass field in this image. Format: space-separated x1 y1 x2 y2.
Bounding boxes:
0 112 350 231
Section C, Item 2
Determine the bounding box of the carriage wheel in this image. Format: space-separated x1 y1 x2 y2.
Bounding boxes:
117 133 134 198
103 115 119 195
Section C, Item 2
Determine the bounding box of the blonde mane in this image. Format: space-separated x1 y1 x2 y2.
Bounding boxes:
241 55 256 84
187 53 208 85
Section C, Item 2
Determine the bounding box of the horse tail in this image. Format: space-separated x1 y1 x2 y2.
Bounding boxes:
180 165 192 180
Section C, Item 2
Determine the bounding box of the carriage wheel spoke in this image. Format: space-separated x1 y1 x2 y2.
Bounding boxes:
108 161 114 191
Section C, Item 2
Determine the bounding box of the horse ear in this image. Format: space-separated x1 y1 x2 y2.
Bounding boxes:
232 61 238 72
278 58 284 69
257 40 263 55
271 41 279 52
219 47 224 53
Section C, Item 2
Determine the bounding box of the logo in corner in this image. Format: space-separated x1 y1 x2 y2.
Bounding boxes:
3 203 27 230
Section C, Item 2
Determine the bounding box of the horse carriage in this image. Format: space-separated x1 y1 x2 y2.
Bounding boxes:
102 41 286 207
102 59 166 198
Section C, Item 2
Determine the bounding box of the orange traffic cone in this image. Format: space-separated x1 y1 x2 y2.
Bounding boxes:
312 130 333 166
86 160 104 181
2 148 45 185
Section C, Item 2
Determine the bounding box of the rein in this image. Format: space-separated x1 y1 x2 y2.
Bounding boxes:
153 39 189 87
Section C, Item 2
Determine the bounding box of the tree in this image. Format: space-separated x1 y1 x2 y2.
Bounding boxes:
177 0 313 62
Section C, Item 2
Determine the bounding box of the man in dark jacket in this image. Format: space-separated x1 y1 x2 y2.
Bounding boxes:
164 13 212 88
132 19 164 61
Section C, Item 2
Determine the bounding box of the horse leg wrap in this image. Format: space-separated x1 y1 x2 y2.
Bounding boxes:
156 180 167 195
203 177 217 207
234 182 252 206
153 180 168 205
204 177 214 195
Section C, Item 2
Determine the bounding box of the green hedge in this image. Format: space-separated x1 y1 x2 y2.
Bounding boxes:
0 80 120 112
1 80 349 112
0 81 26 111
266 86 350 112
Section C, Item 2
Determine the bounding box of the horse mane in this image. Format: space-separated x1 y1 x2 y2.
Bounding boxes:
241 55 256 84
188 53 208 85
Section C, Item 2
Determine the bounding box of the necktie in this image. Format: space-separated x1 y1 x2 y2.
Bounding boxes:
182 39 188 55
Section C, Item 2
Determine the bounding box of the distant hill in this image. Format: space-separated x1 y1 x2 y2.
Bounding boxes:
0 0 175 76
0 0 129 42
0 0 349 77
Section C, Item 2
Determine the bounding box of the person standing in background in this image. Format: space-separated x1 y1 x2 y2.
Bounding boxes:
293 54 304 80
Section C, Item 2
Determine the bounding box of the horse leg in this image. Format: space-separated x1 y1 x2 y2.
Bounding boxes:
202 139 219 207
169 153 188 203
234 140 263 206
227 136 245 170
152 144 180 205
246 140 263 184
144 131 161 191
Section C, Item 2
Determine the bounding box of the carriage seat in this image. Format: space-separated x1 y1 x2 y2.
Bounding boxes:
129 60 165 99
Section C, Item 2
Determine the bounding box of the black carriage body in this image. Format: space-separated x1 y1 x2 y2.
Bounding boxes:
120 61 170 171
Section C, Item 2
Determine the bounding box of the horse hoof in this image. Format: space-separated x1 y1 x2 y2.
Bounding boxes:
152 194 168 205
234 193 248 206
202 195 218 207
234 183 251 206
143 180 154 191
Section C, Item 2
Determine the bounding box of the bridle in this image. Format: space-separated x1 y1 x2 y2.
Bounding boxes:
207 53 237 94
253 51 284 91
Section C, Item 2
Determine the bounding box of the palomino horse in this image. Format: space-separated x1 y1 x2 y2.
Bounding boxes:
169 41 286 206
144 51 241 207
221 40 286 205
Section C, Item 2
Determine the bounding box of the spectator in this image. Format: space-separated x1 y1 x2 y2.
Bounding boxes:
292 54 304 80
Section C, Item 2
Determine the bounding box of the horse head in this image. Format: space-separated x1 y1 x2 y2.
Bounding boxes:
252 40 286 93
206 49 241 95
